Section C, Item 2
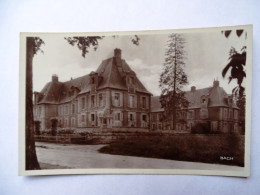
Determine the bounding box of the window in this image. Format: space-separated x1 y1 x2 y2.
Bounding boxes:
152 113 157 121
158 124 162 130
60 106 63 115
224 108 228 119
130 114 134 121
188 110 194 119
91 114 95 121
99 94 103 107
91 95 95 107
114 93 120 106
229 109 233 119
81 115 85 122
129 77 134 85
72 104 75 114
142 114 147 122
115 113 121 120
65 105 69 114
81 97 85 109
91 77 95 84
158 113 163 121
38 106 41 117
129 95 134 108
142 96 146 108
234 110 238 119
71 118 75 126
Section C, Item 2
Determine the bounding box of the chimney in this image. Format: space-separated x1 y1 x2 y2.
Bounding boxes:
191 86 196 92
114 48 121 59
52 74 58 83
213 80 219 87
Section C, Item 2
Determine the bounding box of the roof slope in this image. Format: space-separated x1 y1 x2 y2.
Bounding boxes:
36 51 151 104
151 85 238 112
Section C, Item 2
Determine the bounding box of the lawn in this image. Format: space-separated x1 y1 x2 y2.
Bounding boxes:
99 134 245 166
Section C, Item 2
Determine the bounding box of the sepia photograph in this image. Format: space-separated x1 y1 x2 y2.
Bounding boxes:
19 25 252 177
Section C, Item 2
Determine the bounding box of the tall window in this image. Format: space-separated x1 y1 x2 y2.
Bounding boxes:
91 95 95 108
234 110 238 119
188 110 194 119
38 106 41 117
72 104 75 114
142 114 147 122
142 96 146 108
115 113 121 120
229 109 232 119
91 114 95 122
114 93 120 106
129 95 134 108
130 114 134 121
224 108 228 119
152 113 157 121
99 94 103 107
81 115 85 122
81 97 85 109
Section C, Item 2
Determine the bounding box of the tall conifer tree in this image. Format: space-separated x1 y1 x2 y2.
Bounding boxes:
159 33 188 130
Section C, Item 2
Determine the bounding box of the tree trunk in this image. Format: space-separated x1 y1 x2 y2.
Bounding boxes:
26 37 40 170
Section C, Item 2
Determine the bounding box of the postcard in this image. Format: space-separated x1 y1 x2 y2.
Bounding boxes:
19 25 252 177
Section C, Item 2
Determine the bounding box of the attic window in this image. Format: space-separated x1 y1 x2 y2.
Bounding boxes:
129 77 134 85
91 77 95 84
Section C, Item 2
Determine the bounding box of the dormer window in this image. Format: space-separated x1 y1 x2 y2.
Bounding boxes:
129 77 134 85
91 77 95 84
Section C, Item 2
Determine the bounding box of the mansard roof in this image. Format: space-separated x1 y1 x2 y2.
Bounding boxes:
36 49 151 104
151 82 239 112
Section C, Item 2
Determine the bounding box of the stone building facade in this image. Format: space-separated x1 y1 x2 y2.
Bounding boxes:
151 80 240 133
33 49 152 131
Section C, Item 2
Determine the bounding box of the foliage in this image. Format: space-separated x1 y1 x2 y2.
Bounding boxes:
65 36 104 57
65 35 140 57
191 122 210 134
222 46 246 96
34 121 41 135
159 33 189 127
99 134 245 166
58 128 75 135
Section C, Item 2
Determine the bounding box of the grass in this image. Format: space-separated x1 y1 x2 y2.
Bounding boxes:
99 134 245 167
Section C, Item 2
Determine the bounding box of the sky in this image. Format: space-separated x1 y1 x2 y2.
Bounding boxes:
32 29 248 96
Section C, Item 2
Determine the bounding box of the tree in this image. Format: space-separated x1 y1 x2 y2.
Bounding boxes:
222 46 246 96
221 30 247 133
26 37 44 170
65 35 140 57
159 33 188 130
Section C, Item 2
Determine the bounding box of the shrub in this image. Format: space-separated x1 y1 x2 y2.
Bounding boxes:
51 119 58 136
191 122 210 134
34 121 41 135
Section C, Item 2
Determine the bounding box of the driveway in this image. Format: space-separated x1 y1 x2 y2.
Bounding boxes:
36 142 243 171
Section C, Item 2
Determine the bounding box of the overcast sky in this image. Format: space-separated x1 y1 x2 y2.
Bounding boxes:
32 29 248 96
